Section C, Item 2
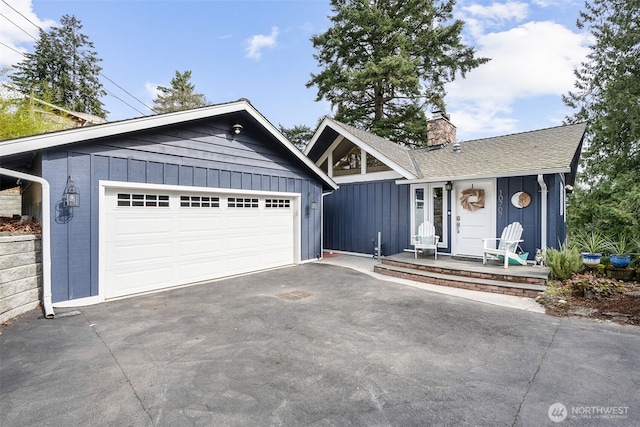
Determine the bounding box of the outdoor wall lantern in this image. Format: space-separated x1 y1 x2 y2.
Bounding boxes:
231 123 243 135
63 176 80 208
445 181 453 191
311 198 318 210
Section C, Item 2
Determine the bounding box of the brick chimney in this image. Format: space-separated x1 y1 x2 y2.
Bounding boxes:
427 110 456 147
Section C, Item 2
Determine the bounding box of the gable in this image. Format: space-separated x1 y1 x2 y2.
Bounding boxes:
0 100 337 191
305 118 419 180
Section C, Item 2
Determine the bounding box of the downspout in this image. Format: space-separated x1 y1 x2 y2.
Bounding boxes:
537 174 547 251
0 167 54 318
320 191 334 258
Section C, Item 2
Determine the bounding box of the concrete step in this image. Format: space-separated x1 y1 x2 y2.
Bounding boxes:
374 263 546 299
381 258 548 288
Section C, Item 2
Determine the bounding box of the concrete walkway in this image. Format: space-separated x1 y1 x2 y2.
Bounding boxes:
2 262 639 426
320 253 545 313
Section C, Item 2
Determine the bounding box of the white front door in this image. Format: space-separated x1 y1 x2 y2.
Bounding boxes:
453 180 495 257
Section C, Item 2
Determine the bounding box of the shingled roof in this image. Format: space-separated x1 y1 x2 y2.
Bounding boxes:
410 122 587 181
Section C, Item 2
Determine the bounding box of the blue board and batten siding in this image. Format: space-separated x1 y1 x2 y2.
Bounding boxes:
323 180 411 256
43 118 324 303
497 174 566 256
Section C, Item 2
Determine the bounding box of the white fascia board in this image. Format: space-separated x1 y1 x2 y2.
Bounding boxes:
99 180 301 198
0 99 337 191
303 116 334 156
313 120 417 180
395 167 572 185
241 104 337 190
333 170 403 184
0 101 247 156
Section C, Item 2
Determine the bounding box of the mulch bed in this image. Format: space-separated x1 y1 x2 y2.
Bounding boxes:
0 216 41 236
538 281 640 326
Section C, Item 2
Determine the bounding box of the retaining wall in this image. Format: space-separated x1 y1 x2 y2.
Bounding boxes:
0 235 42 323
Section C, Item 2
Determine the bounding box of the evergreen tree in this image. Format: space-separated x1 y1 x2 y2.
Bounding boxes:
152 70 208 114
307 0 488 147
564 0 640 240
279 124 315 151
10 15 106 118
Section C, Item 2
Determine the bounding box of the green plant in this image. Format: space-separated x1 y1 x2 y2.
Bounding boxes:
572 230 607 254
608 235 632 255
546 245 583 280
563 273 624 299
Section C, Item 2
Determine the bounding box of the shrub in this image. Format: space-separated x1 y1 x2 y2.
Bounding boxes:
546 245 583 280
563 273 624 299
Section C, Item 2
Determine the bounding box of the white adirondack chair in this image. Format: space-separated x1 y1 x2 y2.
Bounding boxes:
412 221 440 259
482 222 525 268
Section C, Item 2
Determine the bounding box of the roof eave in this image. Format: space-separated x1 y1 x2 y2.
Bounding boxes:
395 167 573 184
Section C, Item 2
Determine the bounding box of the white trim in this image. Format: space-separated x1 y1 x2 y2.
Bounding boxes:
0 100 337 191
54 295 104 307
537 175 548 250
0 168 54 318
98 180 302 303
396 168 572 185
308 119 417 180
332 170 403 184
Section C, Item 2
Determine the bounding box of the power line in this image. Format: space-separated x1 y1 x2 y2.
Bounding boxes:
1 0 42 32
0 11 37 41
0 39 24 56
0 3 153 116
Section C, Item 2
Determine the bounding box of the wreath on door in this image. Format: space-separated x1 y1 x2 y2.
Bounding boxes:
460 188 485 212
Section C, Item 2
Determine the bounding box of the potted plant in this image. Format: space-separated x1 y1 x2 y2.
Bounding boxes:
608 235 632 268
573 230 606 265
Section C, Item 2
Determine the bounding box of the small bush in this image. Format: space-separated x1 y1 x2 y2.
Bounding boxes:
546 246 583 280
563 273 624 299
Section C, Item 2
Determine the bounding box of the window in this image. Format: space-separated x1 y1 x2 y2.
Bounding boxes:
180 195 220 208
117 193 169 207
228 197 258 208
265 199 291 208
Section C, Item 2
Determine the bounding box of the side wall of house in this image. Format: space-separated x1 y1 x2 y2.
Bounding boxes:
323 180 411 256
42 117 324 303
497 174 566 256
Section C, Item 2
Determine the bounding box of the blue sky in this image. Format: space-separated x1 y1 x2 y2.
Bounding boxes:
0 0 590 141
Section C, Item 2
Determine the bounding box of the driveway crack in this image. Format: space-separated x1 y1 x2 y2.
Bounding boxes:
82 312 156 427
512 320 561 427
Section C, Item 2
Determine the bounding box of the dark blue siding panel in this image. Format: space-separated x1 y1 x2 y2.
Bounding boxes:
110 157 127 181
180 165 194 186
129 159 146 182
194 167 207 187
148 162 164 184
42 117 326 303
496 175 565 254
165 164 179 184
323 180 411 255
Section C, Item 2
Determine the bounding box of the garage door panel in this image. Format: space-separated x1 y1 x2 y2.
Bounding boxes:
111 242 174 265
104 188 296 299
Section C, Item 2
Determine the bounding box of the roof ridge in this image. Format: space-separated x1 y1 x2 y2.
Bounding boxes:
458 121 587 144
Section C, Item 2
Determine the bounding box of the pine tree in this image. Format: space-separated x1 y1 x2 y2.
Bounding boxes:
152 70 208 114
10 15 106 118
564 0 640 240
307 0 488 147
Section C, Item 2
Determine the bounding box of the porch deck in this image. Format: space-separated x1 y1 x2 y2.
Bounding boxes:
374 251 550 298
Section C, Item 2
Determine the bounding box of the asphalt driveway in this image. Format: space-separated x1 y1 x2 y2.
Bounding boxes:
1 263 639 426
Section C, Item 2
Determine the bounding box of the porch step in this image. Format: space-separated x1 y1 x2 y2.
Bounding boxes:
374 258 547 299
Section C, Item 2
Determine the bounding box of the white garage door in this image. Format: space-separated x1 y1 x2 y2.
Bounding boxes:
103 186 297 299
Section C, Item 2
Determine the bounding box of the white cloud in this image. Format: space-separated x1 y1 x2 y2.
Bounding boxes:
460 1 529 38
446 2 591 139
144 81 160 101
245 26 279 60
0 0 56 67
